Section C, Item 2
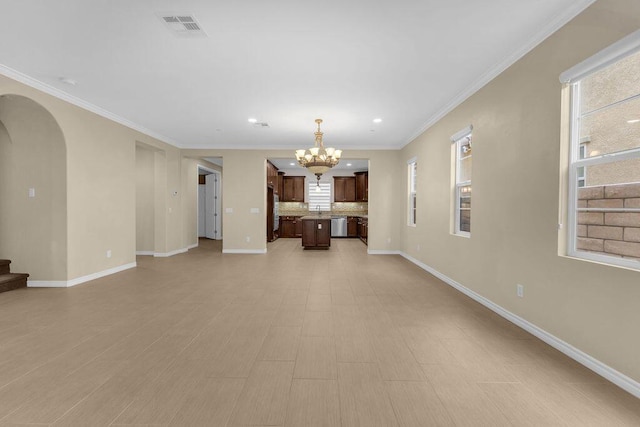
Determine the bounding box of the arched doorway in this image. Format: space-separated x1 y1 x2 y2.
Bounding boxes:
0 94 67 281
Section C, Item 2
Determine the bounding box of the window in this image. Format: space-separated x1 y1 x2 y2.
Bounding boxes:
408 158 417 226
308 181 331 212
562 33 640 270
452 126 472 236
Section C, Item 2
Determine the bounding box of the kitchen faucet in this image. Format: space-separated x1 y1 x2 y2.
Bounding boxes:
316 205 321 214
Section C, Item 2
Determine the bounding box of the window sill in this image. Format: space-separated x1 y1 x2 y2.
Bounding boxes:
453 232 470 239
563 250 640 273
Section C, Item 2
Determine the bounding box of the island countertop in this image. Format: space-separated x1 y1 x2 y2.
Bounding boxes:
299 215 332 220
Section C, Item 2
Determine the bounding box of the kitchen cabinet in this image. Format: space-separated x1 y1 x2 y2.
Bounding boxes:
279 216 303 238
334 177 356 202
347 216 358 237
295 218 303 237
282 176 305 202
355 171 368 202
358 217 368 245
267 161 279 194
302 217 331 249
278 171 285 198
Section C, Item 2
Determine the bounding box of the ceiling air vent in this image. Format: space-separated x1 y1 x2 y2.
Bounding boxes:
254 122 270 128
159 14 207 37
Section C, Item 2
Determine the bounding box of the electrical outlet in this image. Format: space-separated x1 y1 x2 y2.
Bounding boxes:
417 244 421 251
245 236 250 243
387 237 391 244
517 284 524 298
106 250 112 258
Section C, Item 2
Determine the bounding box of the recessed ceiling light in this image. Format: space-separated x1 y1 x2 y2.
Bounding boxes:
248 118 257 123
289 162 295 166
373 118 382 123
59 77 77 86
627 119 640 124
346 163 352 166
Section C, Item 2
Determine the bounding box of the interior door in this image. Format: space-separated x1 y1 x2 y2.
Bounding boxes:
198 185 206 237
205 173 217 239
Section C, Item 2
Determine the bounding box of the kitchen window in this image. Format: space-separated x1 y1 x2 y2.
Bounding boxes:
561 30 640 270
408 158 417 226
452 126 472 237
308 181 331 212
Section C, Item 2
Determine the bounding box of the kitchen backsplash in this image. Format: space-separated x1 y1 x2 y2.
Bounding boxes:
278 202 309 216
331 202 368 213
279 202 368 215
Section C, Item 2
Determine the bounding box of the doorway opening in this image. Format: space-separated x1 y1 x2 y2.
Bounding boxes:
198 164 222 241
0 95 67 281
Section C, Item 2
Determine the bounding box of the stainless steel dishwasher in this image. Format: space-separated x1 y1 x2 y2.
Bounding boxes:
331 216 347 237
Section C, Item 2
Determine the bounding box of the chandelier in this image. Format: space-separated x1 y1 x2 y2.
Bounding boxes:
295 119 342 184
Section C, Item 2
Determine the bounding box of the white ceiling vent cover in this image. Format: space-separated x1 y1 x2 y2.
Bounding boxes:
159 14 207 37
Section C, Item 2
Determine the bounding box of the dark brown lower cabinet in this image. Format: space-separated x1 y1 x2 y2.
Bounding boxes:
295 218 303 237
358 217 368 245
302 218 331 249
279 216 303 238
347 216 358 237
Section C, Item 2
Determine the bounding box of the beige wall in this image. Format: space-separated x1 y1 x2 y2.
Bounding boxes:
136 145 155 252
0 75 184 280
0 95 67 280
400 0 640 382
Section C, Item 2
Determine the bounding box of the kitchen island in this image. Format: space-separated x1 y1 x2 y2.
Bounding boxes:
300 215 331 249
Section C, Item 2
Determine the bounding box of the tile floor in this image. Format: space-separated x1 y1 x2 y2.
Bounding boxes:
0 238 638 426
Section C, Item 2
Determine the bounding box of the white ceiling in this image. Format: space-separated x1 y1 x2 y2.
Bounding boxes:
0 0 593 150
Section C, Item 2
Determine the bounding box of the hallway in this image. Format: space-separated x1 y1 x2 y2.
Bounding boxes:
0 239 637 425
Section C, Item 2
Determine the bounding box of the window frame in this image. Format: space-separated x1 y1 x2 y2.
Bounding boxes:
407 158 417 227
565 39 640 271
452 127 472 237
576 142 586 188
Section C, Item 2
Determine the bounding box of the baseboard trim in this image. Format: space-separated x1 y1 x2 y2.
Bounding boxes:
398 251 640 399
153 248 188 257
368 249 401 255
137 246 197 257
27 262 137 288
222 249 267 254
27 280 68 288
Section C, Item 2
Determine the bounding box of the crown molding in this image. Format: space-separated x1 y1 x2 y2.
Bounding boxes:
401 0 597 148
0 63 184 148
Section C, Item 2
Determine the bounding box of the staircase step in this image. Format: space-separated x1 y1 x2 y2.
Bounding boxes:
0 260 10 275
0 273 29 294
